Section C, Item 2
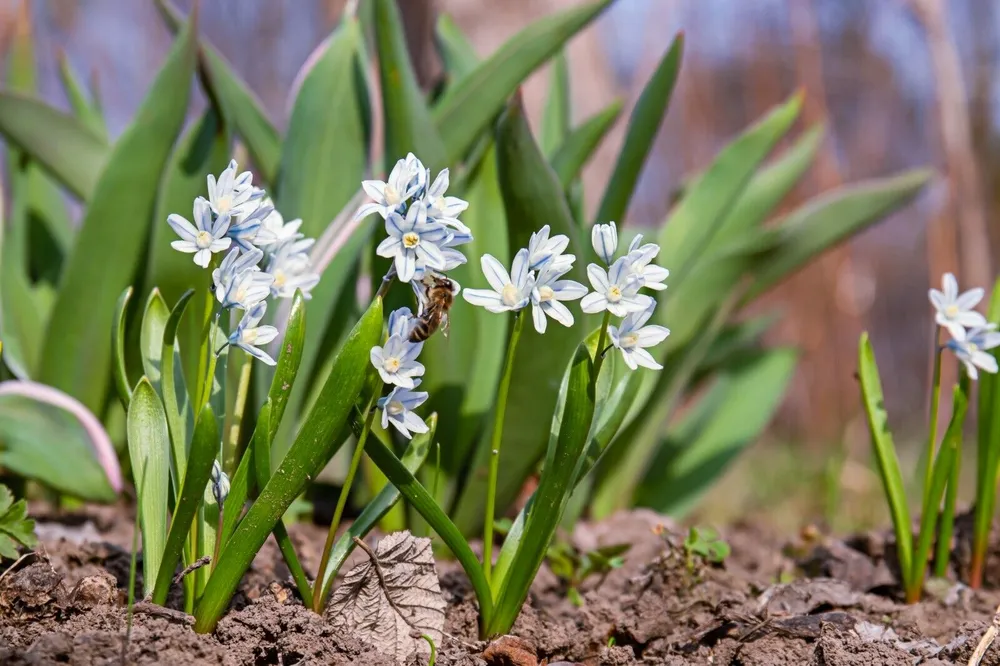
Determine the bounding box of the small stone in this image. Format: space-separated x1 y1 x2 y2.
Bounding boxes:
482 635 537 666
68 572 117 608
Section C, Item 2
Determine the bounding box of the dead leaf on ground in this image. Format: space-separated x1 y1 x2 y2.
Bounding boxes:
327 531 446 664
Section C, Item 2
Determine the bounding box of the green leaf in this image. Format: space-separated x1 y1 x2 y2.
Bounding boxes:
279 17 371 239
857 332 913 587
973 279 1000 583
112 287 134 409
153 0 280 183
658 92 802 288
56 52 107 140
0 93 108 201
541 50 570 156
0 191 42 379
452 95 586 535
0 380 120 502
38 14 197 413
595 33 682 225
194 298 383 634
636 349 797 517
488 344 594 636
266 291 306 440
318 413 436 597
375 0 446 168
0 485 36 560
140 290 171 394
433 0 612 162
161 289 195 487
691 315 778 386
745 169 933 300
127 378 172 596
151 402 217 605
550 100 623 190
434 14 479 84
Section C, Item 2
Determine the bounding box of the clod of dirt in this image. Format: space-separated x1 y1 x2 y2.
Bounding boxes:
67 571 117 608
0 559 62 612
756 578 861 615
483 634 538 665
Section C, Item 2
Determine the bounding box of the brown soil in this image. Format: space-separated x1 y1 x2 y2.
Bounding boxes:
3 505 1000 665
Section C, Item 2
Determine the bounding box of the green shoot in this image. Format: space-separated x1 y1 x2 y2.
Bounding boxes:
0 484 36 559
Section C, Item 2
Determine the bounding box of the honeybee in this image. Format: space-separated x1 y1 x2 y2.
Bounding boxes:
409 273 457 342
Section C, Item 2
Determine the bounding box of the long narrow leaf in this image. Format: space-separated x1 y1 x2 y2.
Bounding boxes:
434 14 479 85
550 100 623 189
161 290 195 486
56 52 107 140
541 50 570 156
112 287 134 409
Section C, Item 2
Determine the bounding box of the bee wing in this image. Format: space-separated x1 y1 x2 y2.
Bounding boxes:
442 312 450 337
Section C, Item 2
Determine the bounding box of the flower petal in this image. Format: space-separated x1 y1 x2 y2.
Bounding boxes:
532 303 547 334
956 287 985 310
167 214 198 241
511 248 530 289
631 348 663 370
171 240 198 253
580 292 608 314
542 300 574 328
463 288 504 308
481 254 511 293
943 273 958 301
635 325 670 347
586 263 610 292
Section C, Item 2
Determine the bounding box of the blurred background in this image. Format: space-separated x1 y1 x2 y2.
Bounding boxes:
1 0 996 531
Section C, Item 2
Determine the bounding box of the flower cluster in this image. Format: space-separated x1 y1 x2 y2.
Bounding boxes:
930 273 1000 380
167 160 321 365
369 307 430 439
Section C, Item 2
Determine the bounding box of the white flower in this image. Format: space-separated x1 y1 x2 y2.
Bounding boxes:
227 200 277 252
414 227 473 281
376 202 450 282
256 200 306 248
530 264 587 334
929 272 987 340
946 324 1000 381
207 159 263 218
370 335 425 388
463 249 535 313
229 302 279 365
422 168 470 233
388 307 419 339
625 235 669 291
591 221 618 265
609 301 670 370
210 460 230 505
580 257 653 317
356 153 427 220
213 247 266 305
168 197 232 268
527 224 571 271
266 242 320 300
378 380 430 440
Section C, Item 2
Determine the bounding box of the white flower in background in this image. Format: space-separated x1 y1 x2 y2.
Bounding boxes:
609 301 671 370
388 307 419 339
266 243 320 300
591 221 618 265
423 168 470 233
463 249 535 313
213 247 263 300
227 200 277 252
929 272 987 340
229 302 279 365
527 224 571 271
580 256 653 317
216 253 273 310
946 324 1000 381
370 335 425 388
378 380 430 439
356 153 427 220
376 202 450 282
207 159 263 218
210 460 230 506
168 197 232 268
625 235 670 291
530 263 587 334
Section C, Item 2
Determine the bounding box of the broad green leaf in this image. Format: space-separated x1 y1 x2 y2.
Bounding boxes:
127 378 172 596
658 92 803 288
857 333 913 585
708 125 823 247
267 291 306 439
488 344 593 636
0 380 120 502
56 52 107 139
636 349 797 517
0 93 108 201
433 0 612 162
145 105 231 393
0 186 41 379
375 0 446 168
161 289 194 487
595 33 683 225
194 298 383 634
140 290 170 393
746 169 932 301
279 18 371 239
39 16 196 413
318 413 436 599
541 50 570 156
452 96 586 535
151 402 217 605
153 0 280 183
434 14 479 84
550 100 623 189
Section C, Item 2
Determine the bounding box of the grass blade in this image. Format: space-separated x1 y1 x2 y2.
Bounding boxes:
56 51 107 140
550 100 623 190
972 279 1000 587
541 50 570 156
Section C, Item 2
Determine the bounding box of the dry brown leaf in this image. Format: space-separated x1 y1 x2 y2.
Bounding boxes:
328 531 446 663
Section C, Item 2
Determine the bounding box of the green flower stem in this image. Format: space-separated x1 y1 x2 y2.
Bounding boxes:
922 328 943 506
223 352 253 475
591 311 612 386
934 441 960 578
195 261 220 411
483 311 525 585
313 382 383 612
